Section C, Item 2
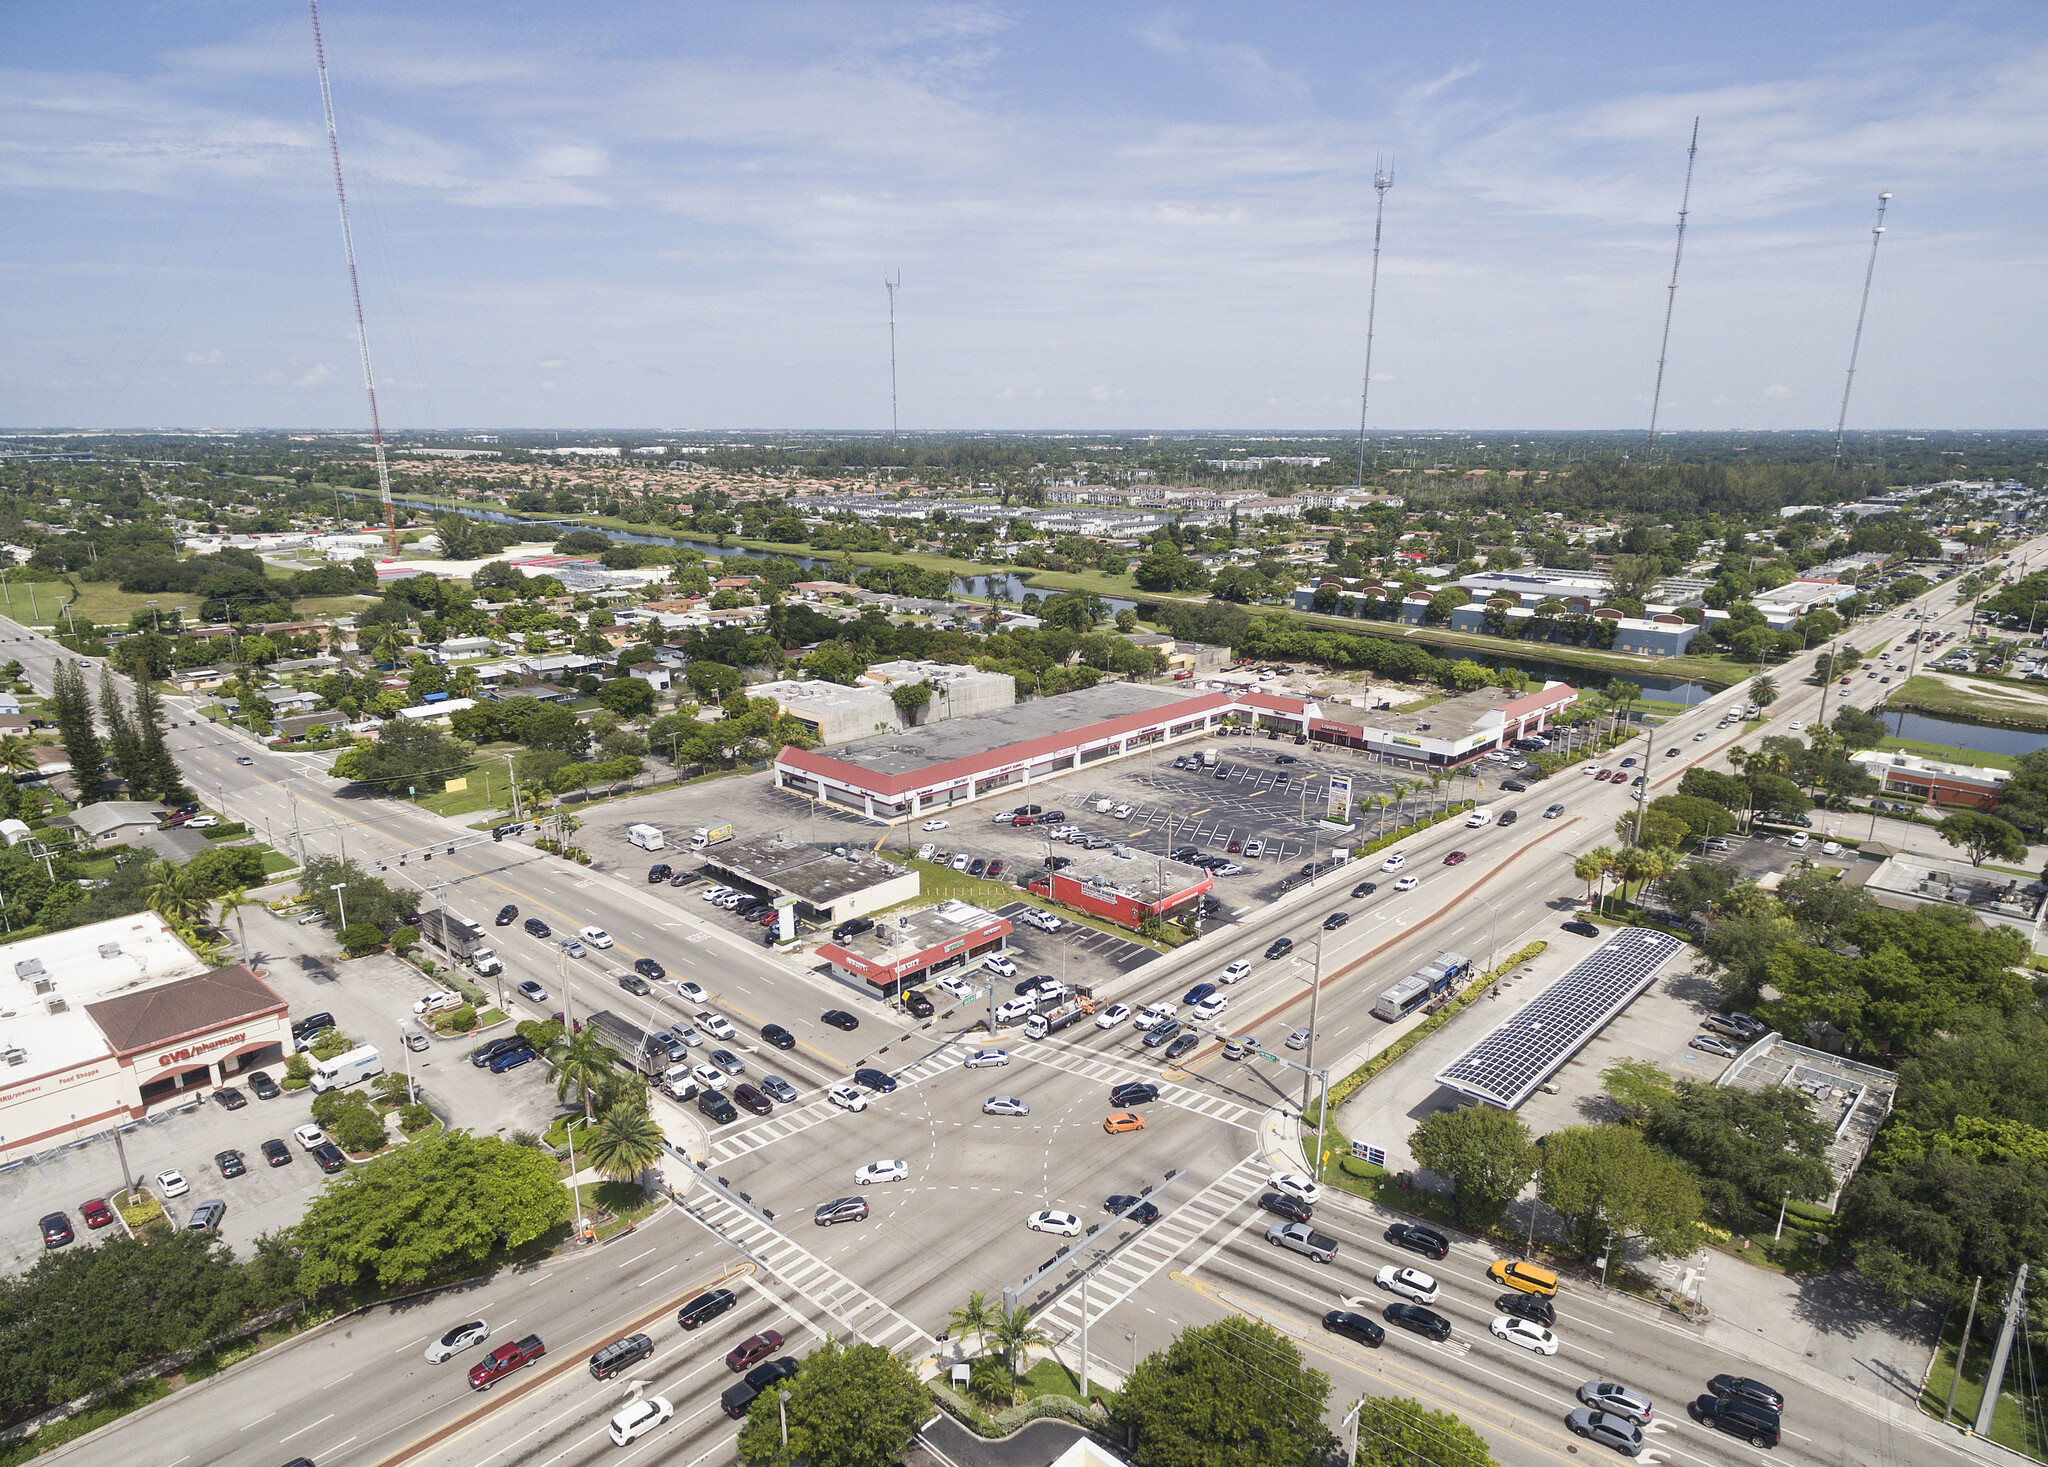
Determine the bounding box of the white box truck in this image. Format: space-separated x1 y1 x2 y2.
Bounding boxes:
689 823 734 851
1201 749 1218 767
627 824 665 851
309 1044 383 1093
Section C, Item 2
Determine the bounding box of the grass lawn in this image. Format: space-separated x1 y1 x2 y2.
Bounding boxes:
416 749 522 818
1875 735 2021 770
44 577 208 631
574 1180 666 1242
1920 1307 2048 1456
1888 673 2048 730
259 849 298 877
1015 1358 1089 1402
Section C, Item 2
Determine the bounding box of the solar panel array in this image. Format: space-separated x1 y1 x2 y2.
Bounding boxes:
1434 928 1681 1109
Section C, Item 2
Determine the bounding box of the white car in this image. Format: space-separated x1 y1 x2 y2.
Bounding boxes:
1218 960 1251 985
1192 995 1228 1022
1032 978 1068 1002
701 885 733 902
293 1124 327 1151
1490 1316 1559 1355
1381 853 1406 872
983 1095 1030 1116
1789 720 1805 730
1214 862 1246 876
916 842 938 861
1027 1210 1083 1236
413 991 461 1015
697 1013 736 1039
184 815 220 829
674 980 707 1004
1393 876 1419 892
1243 838 1265 858
1376 1266 1440 1304
936 974 977 1000
578 926 613 948
1112 803 1135 820
1268 1170 1320 1205
1821 840 1843 855
963 1048 1010 1069
1023 910 1064 932
608 1395 674 1446
854 1159 908 1185
828 1084 869 1112
951 853 971 872
692 1064 728 1090
1095 1003 1132 1030
1133 1003 1176 1031
982 953 1018 977
1787 832 1810 848
155 1168 190 1198
922 819 949 831
424 1319 489 1362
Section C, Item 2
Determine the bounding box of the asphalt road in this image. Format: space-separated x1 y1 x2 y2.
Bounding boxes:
5 543 2036 1467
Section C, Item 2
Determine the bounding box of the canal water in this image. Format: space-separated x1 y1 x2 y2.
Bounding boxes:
1887 709 2048 760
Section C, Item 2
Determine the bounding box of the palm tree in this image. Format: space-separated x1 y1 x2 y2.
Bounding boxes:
1608 680 1642 733
1750 674 1779 716
0 733 35 777
1573 848 1613 913
583 1104 665 1185
213 886 252 956
547 1026 616 1121
144 860 206 924
947 1290 999 1353
985 1303 1054 1404
370 621 411 666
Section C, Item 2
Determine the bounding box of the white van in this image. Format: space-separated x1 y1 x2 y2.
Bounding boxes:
1465 808 1493 827
1093 797 1115 814
627 823 664 851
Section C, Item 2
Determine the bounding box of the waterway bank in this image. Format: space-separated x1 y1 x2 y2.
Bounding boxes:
1884 674 2048 735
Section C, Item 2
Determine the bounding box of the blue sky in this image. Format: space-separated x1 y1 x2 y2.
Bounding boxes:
4 2 2043 432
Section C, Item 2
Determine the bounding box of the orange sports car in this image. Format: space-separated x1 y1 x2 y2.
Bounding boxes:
1103 1111 1147 1134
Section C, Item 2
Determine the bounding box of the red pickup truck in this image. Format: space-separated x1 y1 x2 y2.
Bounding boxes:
468 1334 545 1389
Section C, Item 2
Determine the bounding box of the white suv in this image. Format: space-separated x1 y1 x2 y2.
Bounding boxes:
1381 853 1406 871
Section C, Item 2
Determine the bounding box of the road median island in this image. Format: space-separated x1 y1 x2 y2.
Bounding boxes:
373 1259 753 1467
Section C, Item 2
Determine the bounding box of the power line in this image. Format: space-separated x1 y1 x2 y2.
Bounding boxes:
1355 155 1395 493
1832 192 1892 470
1643 118 1700 458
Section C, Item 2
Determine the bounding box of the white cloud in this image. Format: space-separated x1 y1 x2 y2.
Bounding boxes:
296 364 334 388
183 348 225 365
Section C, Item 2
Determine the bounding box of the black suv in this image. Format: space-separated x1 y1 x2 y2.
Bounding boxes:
470 1036 527 1068
1691 1395 1780 1448
677 1288 738 1330
903 990 935 1018
1321 1310 1383 1348
1265 937 1295 959
1259 1191 1312 1222
761 1024 796 1050
523 917 551 938
495 904 518 925
1384 1222 1449 1260
647 864 673 883
1110 1082 1159 1107
1351 880 1378 898
1322 911 1349 931
1707 1375 1784 1414
1383 1303 1452 1341
697 1090 738 1124
832 917 875 943
290 1012 335 1046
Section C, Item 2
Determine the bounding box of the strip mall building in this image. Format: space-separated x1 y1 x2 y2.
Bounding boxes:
773 680 1578 823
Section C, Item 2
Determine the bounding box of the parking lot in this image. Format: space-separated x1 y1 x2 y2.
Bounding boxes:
0 904 574 1276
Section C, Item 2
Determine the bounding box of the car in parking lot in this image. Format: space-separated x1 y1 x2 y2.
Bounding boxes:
489 1044 537 1073
903 989 935 1018
1490 1316 1559 1354
915 842 938 861
921 818 949 831
312 1143 346 1173
1027 1210 1083 1236
39 1212 73 1248
936 974 977 999
80 1197 113 1229
472 1035 529 1068
184 1198 226 1231
1243 838 1265 858
247 1069 282 1100
1689 1033 1740 1058
1565 1409 1645 1457
155 1168 190 1197
1321 1310 1383 1347
982 953 1018 977
1562 917 1600 937
261 1139 292 1167
1384 1222 1449 1260
983 1095 1030 1116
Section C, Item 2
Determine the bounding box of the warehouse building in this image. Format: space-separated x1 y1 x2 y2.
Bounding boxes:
751 662 1015 746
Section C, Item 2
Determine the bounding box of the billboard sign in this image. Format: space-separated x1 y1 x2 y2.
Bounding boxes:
1326 773 1352 823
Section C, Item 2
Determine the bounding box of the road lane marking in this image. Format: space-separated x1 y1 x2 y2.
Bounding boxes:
239 1411 276 1431
638 1263 679 1287
278 1412 333 1442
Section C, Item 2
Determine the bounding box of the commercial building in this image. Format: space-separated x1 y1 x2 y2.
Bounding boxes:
1718 1038 1895 1210
1029 848 1212 930
1445 603 1703 657
773 683 1309 822
700 832 920 929
815 900 1014 996
1309 682 1578 767
1857 850 2046 947
753 662 1015 746
1850 749 2010 810
0 916 291 1163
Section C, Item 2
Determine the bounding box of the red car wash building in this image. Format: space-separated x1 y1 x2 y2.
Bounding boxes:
1029 849 1214 932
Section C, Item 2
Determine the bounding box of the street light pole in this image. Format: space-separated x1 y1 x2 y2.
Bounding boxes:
330 881 348 932
397 1020 417 1105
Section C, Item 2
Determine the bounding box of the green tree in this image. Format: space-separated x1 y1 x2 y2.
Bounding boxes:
1749 674 1779 713
945 1289 998 1352
583 1104 664 1184
1830 704 1889 750
310 1087 389 1154
292 1130 571 1293
735 1337 929 1467
49 658 107 795
1356 1397 1499 1467
340 921 386 956
1644 794 1737 846
100 668 150 792
331 717 472 796
213 886 253 956
889 680 934 726
1641 1080 1835 1219
1936 810 2027 867
1537 1124 1703 1259
984 1302 1053 1404
1677 766 1749 811
1112 1317 1334 1467
547 1024 617 1121
1599 1058 1678 1120
0 733 35 777
1409 1105 1537 1229
143 860 206 925
298 854 412 932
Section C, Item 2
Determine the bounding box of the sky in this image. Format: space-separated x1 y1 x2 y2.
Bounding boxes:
3 2 2044 433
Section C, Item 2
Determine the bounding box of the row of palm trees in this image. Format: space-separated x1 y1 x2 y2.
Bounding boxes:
1572 843 1680 914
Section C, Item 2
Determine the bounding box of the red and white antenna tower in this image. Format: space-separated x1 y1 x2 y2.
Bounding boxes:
308 0 398 558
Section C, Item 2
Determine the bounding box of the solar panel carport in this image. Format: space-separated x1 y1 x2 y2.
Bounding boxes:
1433 929 1683 1110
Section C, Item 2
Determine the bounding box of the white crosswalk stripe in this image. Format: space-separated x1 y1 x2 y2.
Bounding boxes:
1010 1039 1258 1130
706 1047 964 1162
679 1191 933 1355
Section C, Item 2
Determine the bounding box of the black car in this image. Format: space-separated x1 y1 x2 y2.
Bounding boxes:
1047 855 1073 869
496 904 519 925
619 974 652 997
678 1288 738 1330
697 1090 738 1124
903 990 935 1018
762 1024 796 1050
968 859 987 877
312 1143 346 1174
1040 810 1064 823
1384 1222 1450 1260
39 1212 74 1248
634 957 666 981
1172 846 1203 861
1495 1292 1555 1327
832 917 875 943
1351 881 1378 898
1321 1310 1384 1348
290 1011 335 1045
1164 1031 1200 1060
1561 918 1600 937
1105 1195 1160 1224
647 864 673 884
470 1035 527 1068
1323 911 1349 931
731 1083 773 1116
853 1067 897 1093
523 917 551 938
1707 1375 1785 1414
1012 804 1042 817
216 1148 247 1178
248 1071 281 1101
1265 937 1294 959
746 1356 800 1391
1383 1303 1452 1340
1691 1395 1781 1448
211 1085 247 1110
1014 975 1052 995
262 1139 292 1167
1501 778 1529 792
1110 1082 1160 1107
1259 1191 1313 1222
821 1010 859 1031
1497 809 1519 826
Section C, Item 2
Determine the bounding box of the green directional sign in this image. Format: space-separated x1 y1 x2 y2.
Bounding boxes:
1257 1050 1280 1063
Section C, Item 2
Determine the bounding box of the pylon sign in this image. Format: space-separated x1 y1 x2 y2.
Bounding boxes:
1326 773 1353 823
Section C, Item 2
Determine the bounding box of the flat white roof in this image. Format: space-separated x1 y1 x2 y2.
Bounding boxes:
2 915 210 1080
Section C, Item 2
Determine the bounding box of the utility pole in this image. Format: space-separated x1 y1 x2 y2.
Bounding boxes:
1943 1275 1983 1424
1644 118 1701 458
1353 156 1394 493
1833 193 1892 470
1971 1263 2027 1437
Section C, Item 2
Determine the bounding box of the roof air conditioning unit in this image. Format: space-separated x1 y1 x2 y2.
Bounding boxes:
33 977 54 996
45 997 68 1014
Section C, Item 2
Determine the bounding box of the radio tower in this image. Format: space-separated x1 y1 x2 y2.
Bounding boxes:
308 0 398 558
884 272 901 439
1644 118 1700 458
1354 155 1394 492
1832 192 1892 470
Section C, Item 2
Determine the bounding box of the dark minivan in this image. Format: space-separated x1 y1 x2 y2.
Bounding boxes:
590 1332 655 1379
678 1288 738 1330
